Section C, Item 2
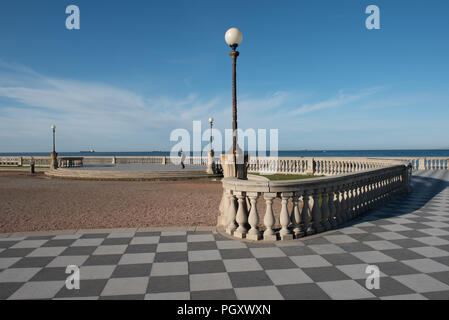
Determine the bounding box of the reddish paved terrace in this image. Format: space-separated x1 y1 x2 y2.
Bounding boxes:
0 171 222 233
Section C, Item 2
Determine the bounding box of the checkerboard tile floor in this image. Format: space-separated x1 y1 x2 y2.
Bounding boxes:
1 170 449 300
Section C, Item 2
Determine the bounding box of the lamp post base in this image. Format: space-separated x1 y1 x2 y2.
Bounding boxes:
206 150 215 174
50 152 58 170
220 150 249 179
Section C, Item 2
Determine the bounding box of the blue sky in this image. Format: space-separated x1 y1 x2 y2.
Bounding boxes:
0 0 448 152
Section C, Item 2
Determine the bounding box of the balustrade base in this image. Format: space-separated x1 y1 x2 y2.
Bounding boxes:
225 227 236 235
233 230 247 239
280 233 294 241
312 222 324 233
321 220 332 231
263 234 278 241
294 231 305 238
246 233 262 241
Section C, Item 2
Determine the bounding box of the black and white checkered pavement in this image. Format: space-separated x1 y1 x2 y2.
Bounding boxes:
1 170 448 300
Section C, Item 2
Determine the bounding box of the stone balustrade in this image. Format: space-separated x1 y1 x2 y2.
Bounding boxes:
0 157 51 167
218 162 412 241
1 155 448 171
247 157 406 175
58 157 84 168
371 157 449 170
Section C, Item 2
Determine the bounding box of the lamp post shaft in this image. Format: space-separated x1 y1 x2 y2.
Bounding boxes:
230 49 239 177
52 128 56 153
210 122 213 152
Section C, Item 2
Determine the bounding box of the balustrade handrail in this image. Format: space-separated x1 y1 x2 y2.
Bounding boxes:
223 165 407 191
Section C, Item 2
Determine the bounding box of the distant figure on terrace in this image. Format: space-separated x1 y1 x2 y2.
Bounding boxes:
179 150 186 169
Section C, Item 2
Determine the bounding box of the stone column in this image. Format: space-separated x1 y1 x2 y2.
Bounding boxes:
247 192 261 241
311 189 324 233
226 193 237 235
280 193 293 240
291 192 302 238
263 193 277 241
234 192 248 239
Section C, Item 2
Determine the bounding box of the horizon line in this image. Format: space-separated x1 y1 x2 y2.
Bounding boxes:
1 147 449 154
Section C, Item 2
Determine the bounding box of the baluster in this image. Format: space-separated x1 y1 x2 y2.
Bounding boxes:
346 185 354 219
368 179 375 210
382 178 388 203
291 192 302 237
234 192 248 239
246 192 261 241
301 190 313 235
365 179 371 210
350 183 356 217
280 193 293 240
328 186 338 228
311 189 324 233
263 193 277 241
353 182 361 217
386 176 392 200
357 180 364 212
335 186 344 225
321 188 332 230
374 179 380 207
370 177 377 209
361 181 368 214
226 193 237 235
341 185 350 222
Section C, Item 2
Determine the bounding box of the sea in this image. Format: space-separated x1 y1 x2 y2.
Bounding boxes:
1 149 449 158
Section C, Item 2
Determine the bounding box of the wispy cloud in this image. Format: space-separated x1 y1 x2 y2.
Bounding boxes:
359 95 426 110
0 60 405 151
0 61 229 150
290 87 385 116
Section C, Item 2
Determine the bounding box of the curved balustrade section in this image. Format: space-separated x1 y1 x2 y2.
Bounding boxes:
218 162 412 242
247 157 411 175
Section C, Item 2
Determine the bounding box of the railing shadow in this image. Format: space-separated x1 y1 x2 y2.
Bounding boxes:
349 171 449 225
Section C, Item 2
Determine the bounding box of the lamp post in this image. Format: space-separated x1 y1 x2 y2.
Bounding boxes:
50 125 58 169
51 125 56 153
207 117 215 174
209 117 214 153
225 27 243 177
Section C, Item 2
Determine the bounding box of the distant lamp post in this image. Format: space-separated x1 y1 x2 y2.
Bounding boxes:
209 117 214 153
51 125 56 153
50 125 58 169
225 27 245 178
206 117 215 174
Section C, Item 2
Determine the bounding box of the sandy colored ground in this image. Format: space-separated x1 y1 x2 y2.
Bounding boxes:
0 171 223 233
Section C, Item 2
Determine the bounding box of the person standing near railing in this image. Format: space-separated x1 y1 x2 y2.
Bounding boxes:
179 150 186 169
